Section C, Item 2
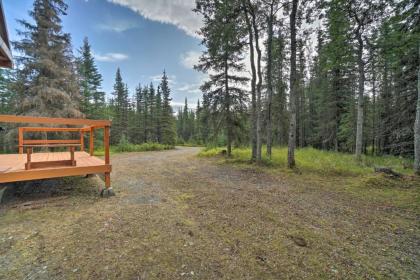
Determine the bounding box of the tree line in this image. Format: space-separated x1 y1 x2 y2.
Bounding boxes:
0 0 176 150
189 0 419 173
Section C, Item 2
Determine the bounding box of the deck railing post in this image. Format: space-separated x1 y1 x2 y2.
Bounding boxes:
104 126 110 165
18 127 23 154
80 131 84 152
89 127 94 156
25 147 32 170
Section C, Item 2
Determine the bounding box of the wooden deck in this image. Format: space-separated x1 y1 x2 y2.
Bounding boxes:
0 152 111 183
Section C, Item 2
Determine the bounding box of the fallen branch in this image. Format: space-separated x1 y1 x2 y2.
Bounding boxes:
374 167 403 178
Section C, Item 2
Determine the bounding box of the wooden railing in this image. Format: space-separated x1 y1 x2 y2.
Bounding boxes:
0 115 112 192
0 114 111 169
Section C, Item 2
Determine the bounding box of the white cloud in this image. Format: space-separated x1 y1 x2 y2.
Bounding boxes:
149 74 177 85
180 50 201 69
177 83 201 94
94 52 129 62
107 0 203 37
96 19 140 32
170 101 198 110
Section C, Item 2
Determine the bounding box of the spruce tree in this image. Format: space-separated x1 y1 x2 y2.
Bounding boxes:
160 71 176 145
0 69 13 114
195 0 248 156
77 37 104 119
155 85 163 143
134 84 145 143
110 68 127 144
14 0 81 118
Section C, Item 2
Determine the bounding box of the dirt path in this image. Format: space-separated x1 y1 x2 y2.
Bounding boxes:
0 147 418 279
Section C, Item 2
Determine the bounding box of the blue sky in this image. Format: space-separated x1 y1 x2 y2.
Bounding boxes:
3 0 204 109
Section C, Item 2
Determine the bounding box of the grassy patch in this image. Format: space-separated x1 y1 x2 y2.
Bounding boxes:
95 142 174 155
199 146 420 213
199 146 414 176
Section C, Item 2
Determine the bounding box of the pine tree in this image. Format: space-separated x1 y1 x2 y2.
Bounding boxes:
0 69 13 114
77 37 104 119
270 27 288 146
134 84 145 143
13 0 81 118
147 83 156 141
195 0 248 156
182 98 190 141
160 71 176 145
111 68 128 144
155 85 163 143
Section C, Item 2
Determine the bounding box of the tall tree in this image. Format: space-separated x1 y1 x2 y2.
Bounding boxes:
14 0 81 118
264 0 277 158
287 0 299 168
346 0 384 159
160 71 176 145
77 37 104 119
195 0 248 157
242 1 258 160
415 47 420 174
110 68 128 144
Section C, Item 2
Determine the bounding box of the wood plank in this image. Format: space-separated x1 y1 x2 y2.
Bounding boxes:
20 144 82 148
23 139 81 145
27 160 75 169
0 115 111 126
0 165 112 183
21 127 84 132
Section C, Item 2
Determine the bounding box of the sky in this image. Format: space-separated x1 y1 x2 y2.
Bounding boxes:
3 0 205 109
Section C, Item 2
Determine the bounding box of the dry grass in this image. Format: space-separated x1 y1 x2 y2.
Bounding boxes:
0 147 419 279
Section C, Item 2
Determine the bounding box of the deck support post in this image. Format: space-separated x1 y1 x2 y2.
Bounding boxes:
101 126 114 197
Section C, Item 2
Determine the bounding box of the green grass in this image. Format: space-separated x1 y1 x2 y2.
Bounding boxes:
199 146 414 176
95 142 174 156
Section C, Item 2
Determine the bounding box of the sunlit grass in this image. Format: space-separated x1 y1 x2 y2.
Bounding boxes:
199 146 414 176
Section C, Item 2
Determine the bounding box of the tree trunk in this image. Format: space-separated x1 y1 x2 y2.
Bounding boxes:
249 3 263 162
243 4 257 161
355 34 365 160
298 42 305 148
414 50 420 175
266 2 274 159
224 55 232 157
287 0 298 168
371 61 377 156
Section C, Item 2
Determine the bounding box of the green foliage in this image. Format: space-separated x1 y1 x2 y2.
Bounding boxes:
95 142 173 155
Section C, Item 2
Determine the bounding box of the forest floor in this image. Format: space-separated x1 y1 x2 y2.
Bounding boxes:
0 147 419 279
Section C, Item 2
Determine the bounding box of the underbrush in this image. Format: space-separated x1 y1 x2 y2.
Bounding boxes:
199 146 414 176
95 142 174 155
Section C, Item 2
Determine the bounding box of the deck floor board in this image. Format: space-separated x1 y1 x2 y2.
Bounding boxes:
0 152 110 183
